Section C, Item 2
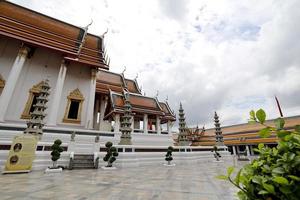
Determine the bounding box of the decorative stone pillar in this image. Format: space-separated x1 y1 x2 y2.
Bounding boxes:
143 114 148 134
0 44 30 122
99 96 108 131
85 68 97 129
156 115 161 134
119 92 132 145
114 113 120 132
47 59 68 126
214 112 224 146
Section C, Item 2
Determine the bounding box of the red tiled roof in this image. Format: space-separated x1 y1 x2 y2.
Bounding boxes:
0 1 107 69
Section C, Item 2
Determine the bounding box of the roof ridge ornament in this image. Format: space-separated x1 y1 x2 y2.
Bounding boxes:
78 19 93 55
122 66 126 75
100 28 109 39
155 90 159 98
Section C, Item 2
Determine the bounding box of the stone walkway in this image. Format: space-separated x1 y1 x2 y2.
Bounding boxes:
0 159 246 200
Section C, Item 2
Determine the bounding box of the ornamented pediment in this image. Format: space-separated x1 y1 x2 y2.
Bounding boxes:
67 88 84 100
30 81 44 93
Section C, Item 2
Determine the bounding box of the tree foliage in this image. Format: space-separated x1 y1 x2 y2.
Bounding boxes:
165 146 173 164
103 141 118 167
51 139 63 168
217 109 300 200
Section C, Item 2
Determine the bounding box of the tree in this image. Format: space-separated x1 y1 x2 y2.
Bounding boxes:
103 141 118 167
165 146 174 165
50 139 63 168
217 109 300 200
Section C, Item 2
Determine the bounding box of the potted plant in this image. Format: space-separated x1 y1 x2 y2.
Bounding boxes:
164 146 175 166
217 109 300 199
102 141 118 169
45 139 64 173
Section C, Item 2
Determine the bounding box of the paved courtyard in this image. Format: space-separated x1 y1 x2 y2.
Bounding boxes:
0 159 246 200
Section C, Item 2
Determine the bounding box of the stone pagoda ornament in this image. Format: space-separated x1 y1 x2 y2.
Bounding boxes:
3 79 50 174
214 111 224 146
177 103 190 146
119 91 132 145
24 80 50 140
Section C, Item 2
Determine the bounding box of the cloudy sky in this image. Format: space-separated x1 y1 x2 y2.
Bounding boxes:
11 0 300 128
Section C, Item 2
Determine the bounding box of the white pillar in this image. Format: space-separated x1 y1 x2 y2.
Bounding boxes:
0 45 30 122
114 113 120 132
131 116 134 133
99 96 108 131
85 68 97 129
246 145 251 156
93 98 100 129
143 114 148 134
156 115 161 134
250 145 254 155
47 59 68 126
232 146 236 155
167 120 172 134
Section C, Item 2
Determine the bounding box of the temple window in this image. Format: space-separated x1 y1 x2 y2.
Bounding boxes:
63 88 84 124
21 81 44 119
0 75 5 96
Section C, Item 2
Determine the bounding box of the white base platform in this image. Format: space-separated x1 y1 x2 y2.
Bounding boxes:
163 163 176 167
45 167 63 173
101 166 117 170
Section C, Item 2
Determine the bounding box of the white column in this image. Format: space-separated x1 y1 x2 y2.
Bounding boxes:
47 59 68 126
232 146 236 155
0 45 30 122
131 116 134 133
246 145 251 156
167 120 172 134
156 115 161 134
249 145 254 155
85 68 97 129
143 114 148 134
114 113 120 132
99 96 108 131
93 98 100 129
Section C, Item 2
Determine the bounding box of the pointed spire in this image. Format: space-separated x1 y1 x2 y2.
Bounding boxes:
122 66 126 75
119 91 132 145
177 103 189 146
214 111 224 146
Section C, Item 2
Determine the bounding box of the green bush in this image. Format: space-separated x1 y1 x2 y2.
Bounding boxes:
165 146 173 164
103 141 118 167
217 109 300 200
50 139 63 168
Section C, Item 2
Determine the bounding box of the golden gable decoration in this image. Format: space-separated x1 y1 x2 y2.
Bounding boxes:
63 88 85 124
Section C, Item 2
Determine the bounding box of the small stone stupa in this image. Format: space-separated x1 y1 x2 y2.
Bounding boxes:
24 80 50 139
178 103 189 146
214 111 224 146
119 91 132 145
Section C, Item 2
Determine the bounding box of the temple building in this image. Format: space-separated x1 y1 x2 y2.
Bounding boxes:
0 1 175 149
190 115 300 156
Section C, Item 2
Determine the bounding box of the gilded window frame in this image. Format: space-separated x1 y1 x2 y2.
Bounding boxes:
21 81 44 119
63 88 84 124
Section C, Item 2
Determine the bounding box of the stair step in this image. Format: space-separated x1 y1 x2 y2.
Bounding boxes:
73 160 94 164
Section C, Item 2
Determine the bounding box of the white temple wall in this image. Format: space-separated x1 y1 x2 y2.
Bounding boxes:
5 45 61 122
57 62 91 127
0 36 20 81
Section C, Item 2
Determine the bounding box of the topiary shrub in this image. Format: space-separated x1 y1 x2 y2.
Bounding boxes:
50 139 63 168
212 145 221 161
217 109 300 200
103 141 118 167
165 146 174 165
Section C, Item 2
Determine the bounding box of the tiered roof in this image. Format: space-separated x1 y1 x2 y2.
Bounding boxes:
0 1 108 69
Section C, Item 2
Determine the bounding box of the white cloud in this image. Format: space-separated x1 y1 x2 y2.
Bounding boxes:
10 0 300 129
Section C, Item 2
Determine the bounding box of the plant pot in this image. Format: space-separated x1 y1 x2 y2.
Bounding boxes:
163 163 176 167
101 166 117 170
45 167 63 173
